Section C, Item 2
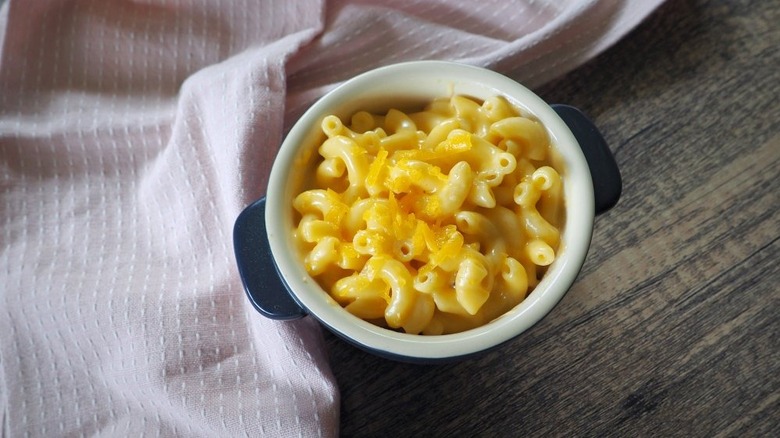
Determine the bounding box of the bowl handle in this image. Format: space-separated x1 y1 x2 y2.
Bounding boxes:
233 197 306 320
552 104 622 215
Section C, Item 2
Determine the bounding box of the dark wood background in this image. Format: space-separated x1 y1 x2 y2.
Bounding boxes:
325 0 779 436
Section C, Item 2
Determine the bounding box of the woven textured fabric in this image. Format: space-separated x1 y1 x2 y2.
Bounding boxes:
0 0 663 436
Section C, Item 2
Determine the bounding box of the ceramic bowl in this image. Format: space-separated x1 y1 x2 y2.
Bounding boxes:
233 61 621 362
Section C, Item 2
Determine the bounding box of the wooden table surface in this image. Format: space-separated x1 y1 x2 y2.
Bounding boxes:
325 1 779 436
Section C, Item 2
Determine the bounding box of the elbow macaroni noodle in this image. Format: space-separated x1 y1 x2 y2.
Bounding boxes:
291 95 565 335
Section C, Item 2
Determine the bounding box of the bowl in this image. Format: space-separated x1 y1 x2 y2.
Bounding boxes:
233 61 621 362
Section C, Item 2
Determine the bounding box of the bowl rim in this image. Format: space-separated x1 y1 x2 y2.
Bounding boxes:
265 60 595 360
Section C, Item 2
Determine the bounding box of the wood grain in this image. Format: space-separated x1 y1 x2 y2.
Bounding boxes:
326 0 780 436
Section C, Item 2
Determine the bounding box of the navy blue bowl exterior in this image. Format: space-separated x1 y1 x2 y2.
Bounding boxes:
324 325 523 364
551 104 622 215
233 197 306 320
233 104 622 362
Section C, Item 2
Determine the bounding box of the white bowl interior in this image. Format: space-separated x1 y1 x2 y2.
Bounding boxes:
266 61 595 360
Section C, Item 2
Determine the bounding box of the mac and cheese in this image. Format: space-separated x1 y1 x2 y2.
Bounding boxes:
292 95 564 335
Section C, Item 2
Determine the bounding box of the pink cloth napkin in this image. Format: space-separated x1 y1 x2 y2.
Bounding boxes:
0 0 664 436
